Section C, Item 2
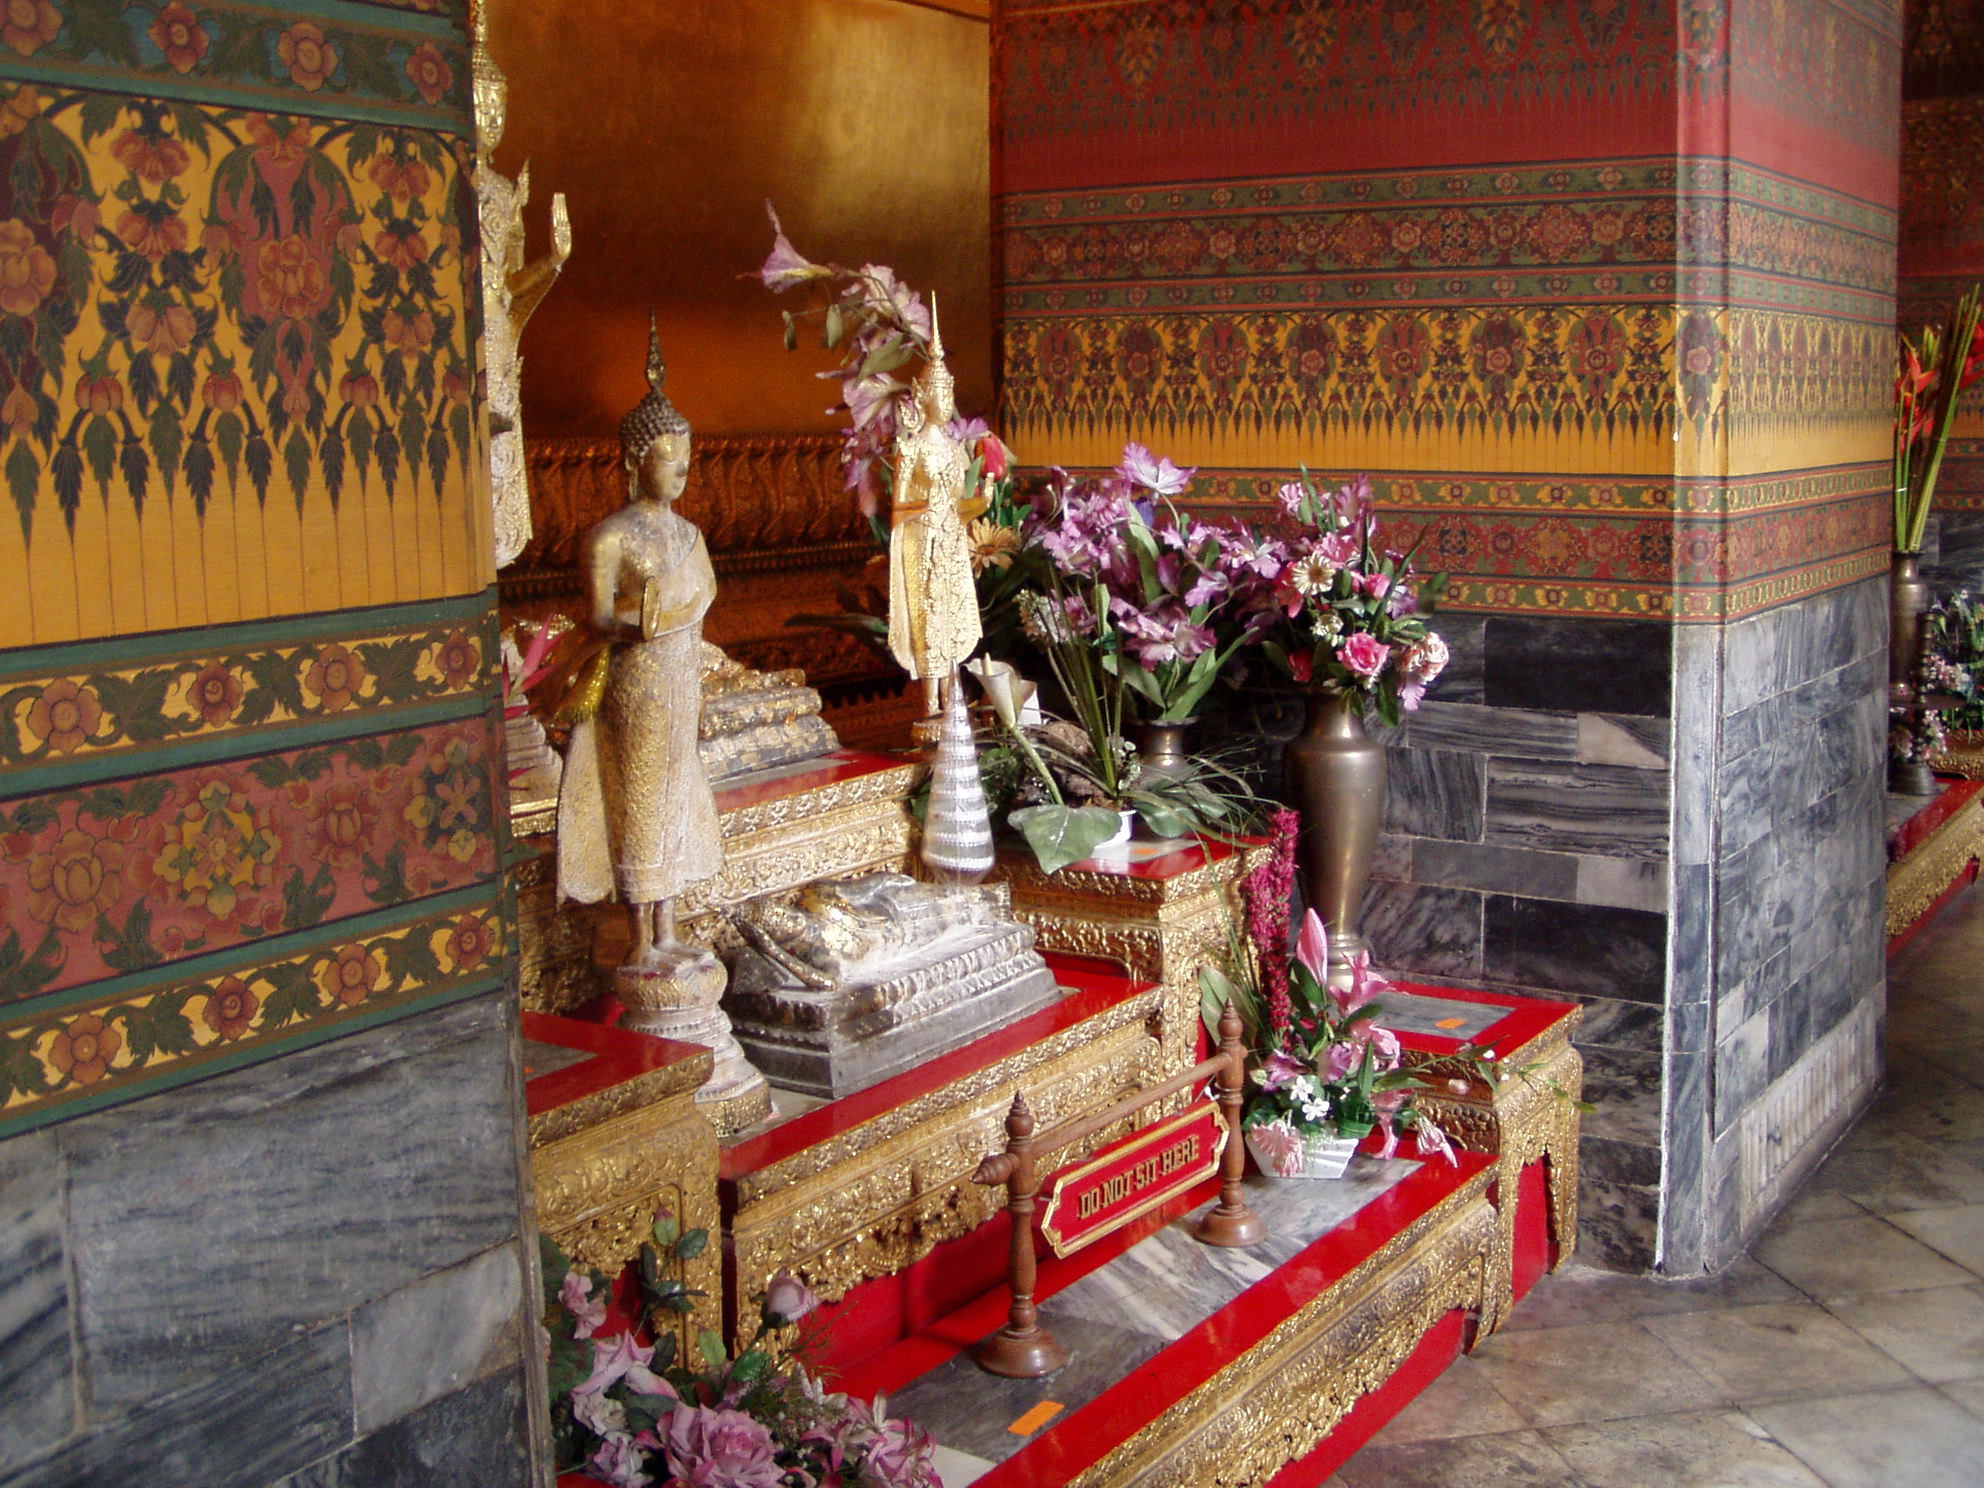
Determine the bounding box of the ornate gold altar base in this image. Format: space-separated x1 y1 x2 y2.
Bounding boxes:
723 974 1167 1332
990 840 1270 1084
1410 1004 1583 1336
525 1016 723 1352
1020 1166 1497 1488
1886 780 1984 938
515 751 921 1016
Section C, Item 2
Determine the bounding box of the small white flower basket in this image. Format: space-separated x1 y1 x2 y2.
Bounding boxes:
1246 1124 1362 1181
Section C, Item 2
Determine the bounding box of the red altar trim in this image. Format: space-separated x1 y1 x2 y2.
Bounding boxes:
840 1150 1495 1485
1388 980 1582 1062
710 748 910 813
520 1011 708 1121
1890 777 1984 861
719 953 1153 1180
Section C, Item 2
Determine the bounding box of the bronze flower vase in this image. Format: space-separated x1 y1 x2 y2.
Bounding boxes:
1284 688 1386 986
1134 718 1196 786
1890 552 1938 796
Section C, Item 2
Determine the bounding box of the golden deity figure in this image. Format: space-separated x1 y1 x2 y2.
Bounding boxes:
473 6 570 568
556 323 768 1131
887 305 983 720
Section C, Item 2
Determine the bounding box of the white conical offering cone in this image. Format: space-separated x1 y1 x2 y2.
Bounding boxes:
922 672 995 884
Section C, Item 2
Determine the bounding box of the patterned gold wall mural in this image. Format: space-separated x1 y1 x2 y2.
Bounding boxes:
0 0 505 1137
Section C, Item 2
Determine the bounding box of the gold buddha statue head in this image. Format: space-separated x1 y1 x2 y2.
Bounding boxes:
913 297 957 425
622 317 692 506
471 2 507 155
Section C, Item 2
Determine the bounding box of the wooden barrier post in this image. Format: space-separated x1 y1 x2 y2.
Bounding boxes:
971 1092 1069 1378
1194 1000 1268 1247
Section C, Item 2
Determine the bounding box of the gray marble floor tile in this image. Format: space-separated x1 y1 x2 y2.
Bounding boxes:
1808 1141 1984 1214
1337 1427 1591 1488
1939 1376 1984 1423
1464 1320 1728 1428
1750 1384 1984 1488
1766 1184 1865 1228
927 1445 994 1487
886 1313 1166 1466
1045 1228 1270 1342
1363 1357 1526 1446
1825 1283 1984 1382
1752 1213 1974 1299
1500 1256 1799 1333
1540 1408 1827 1488
1891 1203 1984 1277
1639 1302 1912 1404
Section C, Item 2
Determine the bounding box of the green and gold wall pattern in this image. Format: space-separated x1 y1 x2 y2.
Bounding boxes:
0 0 508 1139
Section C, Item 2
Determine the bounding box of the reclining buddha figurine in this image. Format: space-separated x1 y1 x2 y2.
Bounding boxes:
722 872 1059 1099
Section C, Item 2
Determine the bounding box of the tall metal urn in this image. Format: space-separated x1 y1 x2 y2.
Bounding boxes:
1284 688 1385 985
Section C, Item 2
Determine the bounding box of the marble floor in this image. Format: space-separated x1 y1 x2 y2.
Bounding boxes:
1330 878 1984 1488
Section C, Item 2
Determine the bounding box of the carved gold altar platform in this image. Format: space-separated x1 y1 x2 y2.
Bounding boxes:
524 1012 722 1350
1886 777 1984 947
516 750 920 1015
719 956 1166 1335
990 837 1271 1087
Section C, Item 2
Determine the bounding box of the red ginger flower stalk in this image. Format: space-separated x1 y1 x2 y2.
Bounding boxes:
1242 808 1299 1037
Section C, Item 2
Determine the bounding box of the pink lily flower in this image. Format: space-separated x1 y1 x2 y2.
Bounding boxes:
576 1332 676 1399
1294 909 1329 984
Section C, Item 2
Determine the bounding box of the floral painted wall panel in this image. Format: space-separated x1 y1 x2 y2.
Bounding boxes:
0 0 483 647
0 0 508 1136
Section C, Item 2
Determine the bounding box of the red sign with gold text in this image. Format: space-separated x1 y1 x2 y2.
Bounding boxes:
1037 1101 1228 1258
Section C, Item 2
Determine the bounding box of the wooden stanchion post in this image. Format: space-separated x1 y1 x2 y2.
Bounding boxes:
971 1092 1068 1378
1194 1000 1267 1248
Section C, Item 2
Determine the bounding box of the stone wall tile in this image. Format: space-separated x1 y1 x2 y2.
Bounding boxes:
1481 895 1667 1003
1360 882 1483 980
1574 995 1666 1054
1581 1134 1662 1188
1428 613 1486 704
351 1243 523 1436
1483 615 1672 717
1577 714 1669 769
1384 746 1485 841
1575 855 1669 912
1410 838 1578 900
1403 701 1579 760
0 1324 352 1488
62 994 525 1409
1577 1176 1659 1271
0 1131 73 1464
1714 1010 1771 1138
271 1369 530 1488
1579 1046 1664 1149
1484 759 1670 861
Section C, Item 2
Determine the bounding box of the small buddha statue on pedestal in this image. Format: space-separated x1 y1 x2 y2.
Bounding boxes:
888 304 983 726
555 322 769 1132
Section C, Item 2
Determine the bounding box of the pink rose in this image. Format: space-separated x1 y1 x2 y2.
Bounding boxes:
588 1436 651 1488
559 1270 608 1339
1338 631 1390 678
764 1269 819 1324
1401 632 1449 682
665 1406 785 1488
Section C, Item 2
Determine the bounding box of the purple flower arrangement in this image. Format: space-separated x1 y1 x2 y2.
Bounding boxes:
545 1222 940 1488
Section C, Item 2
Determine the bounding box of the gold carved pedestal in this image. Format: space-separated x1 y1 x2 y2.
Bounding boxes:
989 840 1271 1081
723 978 1166 1337
525 1014 723 1352
1409 1002 1583 1337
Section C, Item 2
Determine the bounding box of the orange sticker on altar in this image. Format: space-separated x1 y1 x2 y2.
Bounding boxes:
1037 1102 1227 1259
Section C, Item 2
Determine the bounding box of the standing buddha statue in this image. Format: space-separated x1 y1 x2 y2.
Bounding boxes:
887 303 983 721
473 4 570 568
555 322 769 1132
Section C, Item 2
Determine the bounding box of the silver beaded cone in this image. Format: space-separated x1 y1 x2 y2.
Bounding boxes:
922 674 995 883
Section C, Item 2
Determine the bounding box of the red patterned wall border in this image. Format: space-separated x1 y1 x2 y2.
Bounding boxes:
0 715 498 1004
